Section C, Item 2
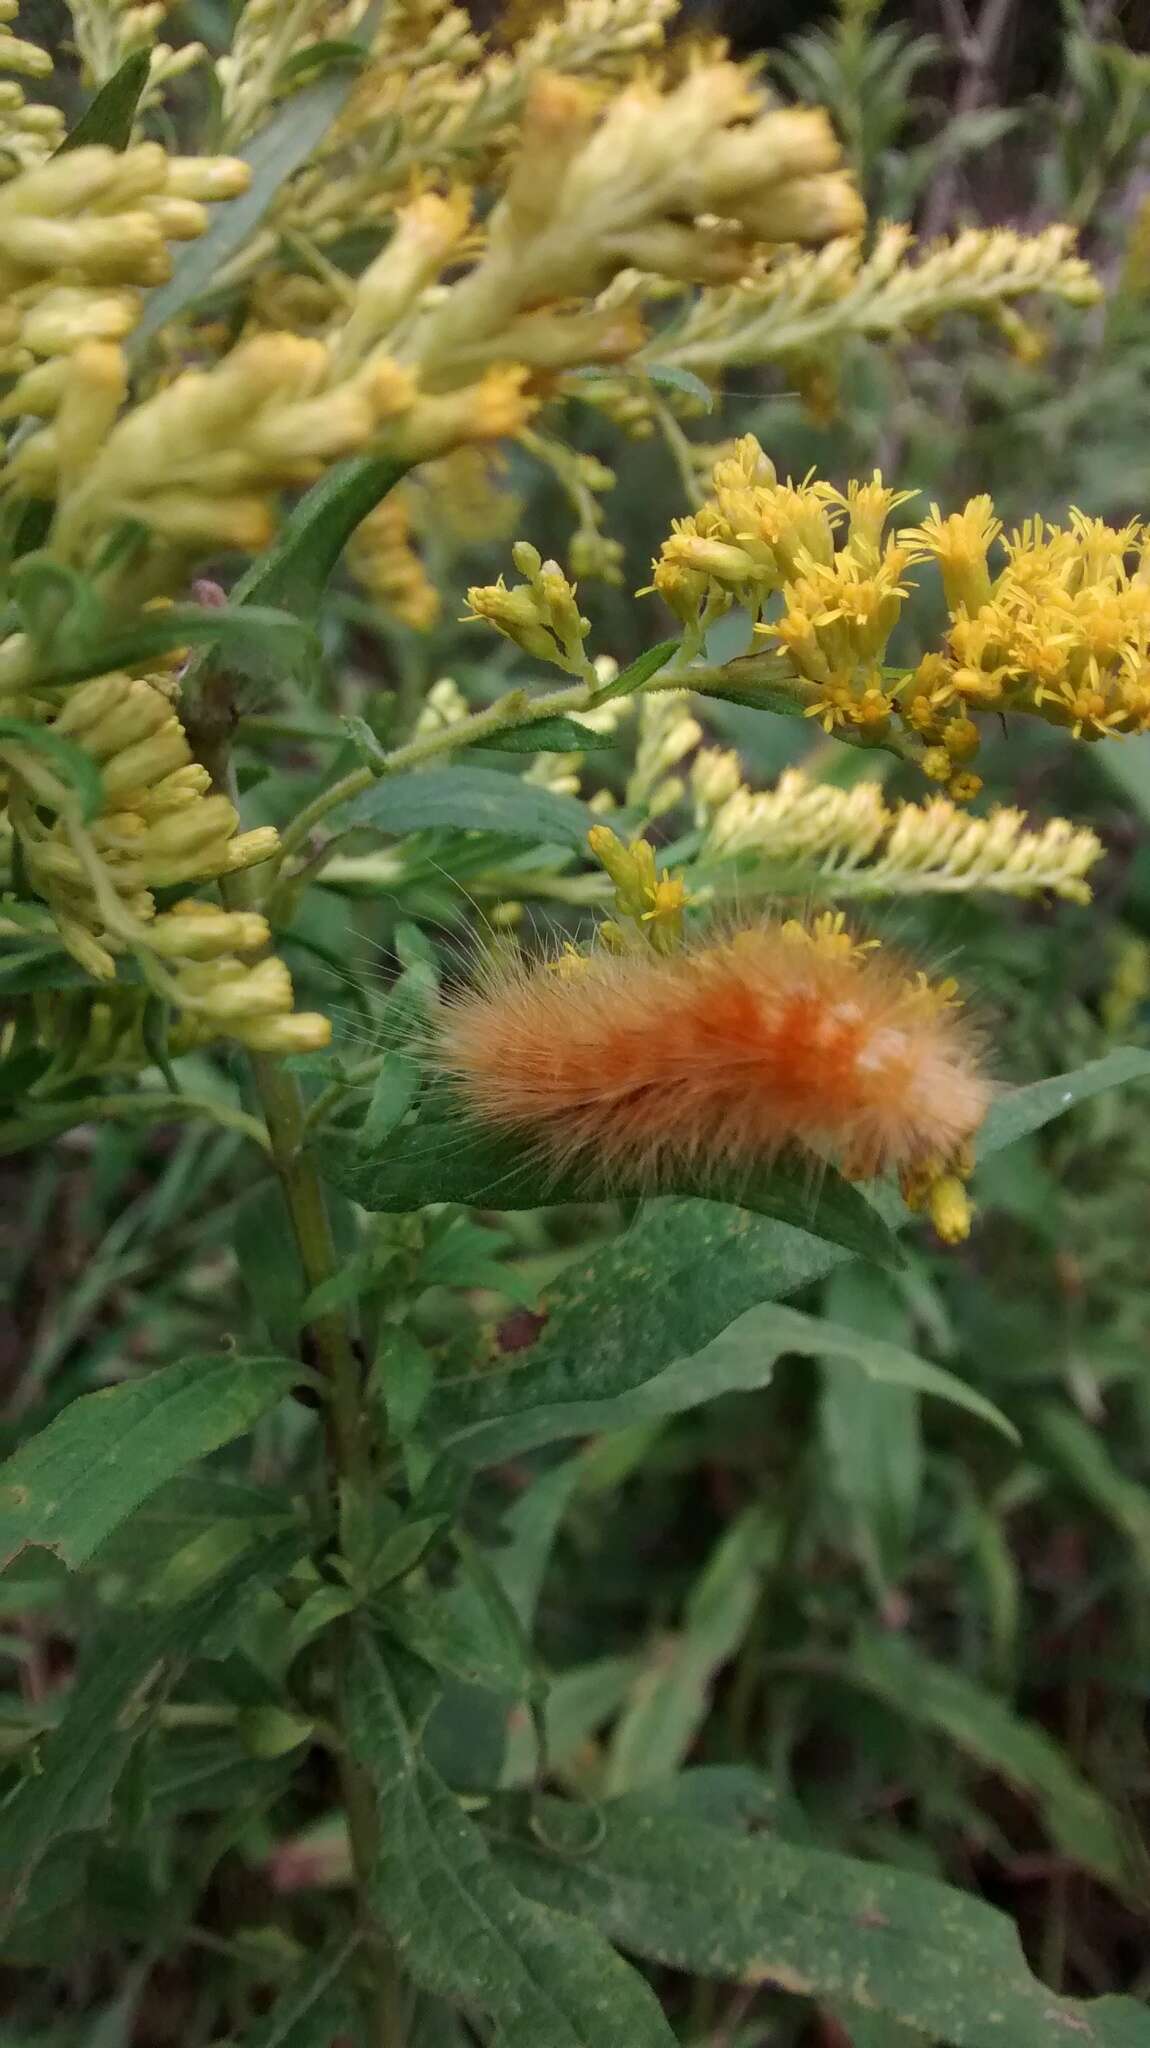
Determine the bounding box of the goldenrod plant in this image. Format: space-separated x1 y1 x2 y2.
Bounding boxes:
3 1 1150 2041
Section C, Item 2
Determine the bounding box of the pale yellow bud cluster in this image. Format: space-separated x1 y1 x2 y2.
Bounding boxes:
647 222 1101 391
405 66 861 394
255 0 674 247
1102 935 1150 1036
6 673 278 977
417 448 523 548
627 690 702 820
697 764 1103 906
899 1150 976 1246
68 0 205 100
586 824 689 955
0 144 250 383
348 490 441 632
18 334 413 566
30 904 329 1081
0 0 62 172
465 543 595 678
157 923 330 1055
520 431 625 588
412 676 469 738
2 672 329 1057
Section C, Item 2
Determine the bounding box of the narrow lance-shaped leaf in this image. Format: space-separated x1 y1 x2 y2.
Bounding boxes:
130 17 380 354
317 1106 902 1268
472 714 617 755
0 717 103 822
0 1353 299 1571
605 1509 768 1794
58 49 150 152
428 1255 1014 1467
340 765 594 850
423 1050 1150 1465
838 1631 1131 1896
344 1631 677 2048
27 600 322 693
497 1787 1150 2048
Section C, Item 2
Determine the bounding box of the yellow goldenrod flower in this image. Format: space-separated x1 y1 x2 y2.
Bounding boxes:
586 825 692 950
466 545 594 677
901 496 1002 615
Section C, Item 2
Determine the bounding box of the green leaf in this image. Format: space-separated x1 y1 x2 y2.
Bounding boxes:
144 1732 290 1817
592 637 681 706
643 364 715 410
1095 731 1150 818
427 1228 1013 1466
976 1048 1150 1156
340 766 594 849
413 1047 1150 1465
58 49 149 151
11 552 101 643
345 1632 677 2047
130 39 378 352
819 1267 922 1587
499 1788 1150 2048
838 1632 1130 1895
472 713 617 754
226 454 409 619
276 37 367 84
606 1509 767 1793
317 1107 901 1268
27 600 321 692
378 1567 533 1698
360 1051 421 1148
1033 1402 1150 1574
0 1354 299 1571
0 1536 299 1931
0 717 103 821
502 1656 644 1790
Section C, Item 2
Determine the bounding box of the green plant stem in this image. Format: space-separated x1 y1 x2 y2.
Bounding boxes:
245 1032 404 2042
196 697 405 2046
263 653 919 890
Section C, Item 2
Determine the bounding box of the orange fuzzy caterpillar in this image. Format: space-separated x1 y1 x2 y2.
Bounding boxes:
437 923 990 1187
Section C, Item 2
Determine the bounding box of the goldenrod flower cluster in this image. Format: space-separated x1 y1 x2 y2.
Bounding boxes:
0 144 250 386
19 334 413 570
904 503 1150 756
646 222 1100 389
230 0 678 230
0 0 60 170
68 0 203 98
649 436 1150 796
1 674 329 1057
694 763 1104 904
586 823 689 955
467 544 595 680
